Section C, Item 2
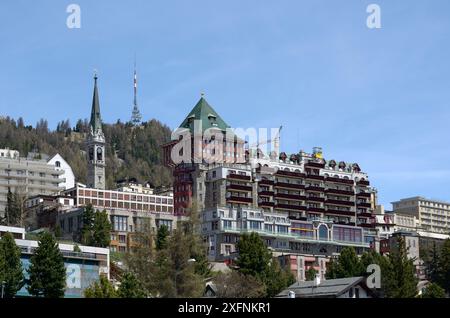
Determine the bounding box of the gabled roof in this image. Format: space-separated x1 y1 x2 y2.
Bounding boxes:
178 97 229 133
276 276 375 298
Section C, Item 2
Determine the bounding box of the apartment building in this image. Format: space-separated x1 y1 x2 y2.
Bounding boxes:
392 196 450 234
0 150 73 216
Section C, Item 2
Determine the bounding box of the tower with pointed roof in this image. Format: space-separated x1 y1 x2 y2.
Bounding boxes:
86 73 106 190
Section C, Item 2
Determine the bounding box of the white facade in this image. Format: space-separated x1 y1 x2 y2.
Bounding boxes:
0 148 19 159
47 153 75 190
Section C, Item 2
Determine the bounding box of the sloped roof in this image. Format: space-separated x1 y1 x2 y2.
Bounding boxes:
178 97 230 133
276 276 370 298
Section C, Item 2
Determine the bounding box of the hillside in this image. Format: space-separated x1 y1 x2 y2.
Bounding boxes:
0 116 173 189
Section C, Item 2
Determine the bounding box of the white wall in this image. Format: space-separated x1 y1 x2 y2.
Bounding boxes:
48 154 75 190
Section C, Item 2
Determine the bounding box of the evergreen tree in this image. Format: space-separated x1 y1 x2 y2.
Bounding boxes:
84 275 116 298
421 283 446 298
325 247 364 279
27 232 66 298
236 232 271 277
81 204 95 245
263 258 295 297
117 272 146 298
214 271 266 298
438 239 450 292
156 224 169 251
0 232 25 297
423 242 441 283
384 236 418 298
92 209 111 248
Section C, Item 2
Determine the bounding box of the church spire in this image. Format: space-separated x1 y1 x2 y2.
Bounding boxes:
131 59 142 126
90 71 102 134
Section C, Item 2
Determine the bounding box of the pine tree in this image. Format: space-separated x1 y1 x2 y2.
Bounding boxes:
384 236 418 298
84 275 116 298
117 272 146 298
236 232 271 277
27 232 66 298
81 204 95 245
438 239 450 292
0 232 25 297
92 209 111 248
156 224 169 251
423 241 441 283
325 247 364 279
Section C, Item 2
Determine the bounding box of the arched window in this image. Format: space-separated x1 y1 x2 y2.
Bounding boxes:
55 161 61 168
318 224 328 241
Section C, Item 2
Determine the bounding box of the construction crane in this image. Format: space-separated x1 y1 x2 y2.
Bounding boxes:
246 125 283 158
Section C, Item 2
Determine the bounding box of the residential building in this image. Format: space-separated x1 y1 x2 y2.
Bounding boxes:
392 196 450 234
0 149 72 217
276 276 377 298
47 153 75 190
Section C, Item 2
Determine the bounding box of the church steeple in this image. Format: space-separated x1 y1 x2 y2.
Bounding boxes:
90 72 102 134
86 71 106 190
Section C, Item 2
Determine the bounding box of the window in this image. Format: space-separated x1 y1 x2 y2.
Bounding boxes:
355 288 360 298
112 216 128 232
119 235 126 243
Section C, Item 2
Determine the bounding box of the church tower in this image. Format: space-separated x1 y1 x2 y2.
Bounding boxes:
86 73 106 189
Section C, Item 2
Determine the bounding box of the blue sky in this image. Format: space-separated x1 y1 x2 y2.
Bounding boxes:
1 0 450 208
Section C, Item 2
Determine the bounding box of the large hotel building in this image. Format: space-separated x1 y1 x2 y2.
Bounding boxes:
163 97 378 280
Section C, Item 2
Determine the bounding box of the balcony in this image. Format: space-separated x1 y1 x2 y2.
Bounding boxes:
259 201 275 207
325 177 354 185
356 180 370 186
358 212 373 218
226 183 252 192
307 196 325 203
305 174 324 181
356 202 371 208
356 192 371 198
275 170 306 178
305 185 325 192
305 161 325 168
259 179 274 186
275 193 306 201
227 196 253 203
325 209 355 217
325 199 354 207
307 207 325 213
274 182 304 190
358 223 375 228
228 173 251 181
325 188 355 196
275 203 307 211
258 190 274 196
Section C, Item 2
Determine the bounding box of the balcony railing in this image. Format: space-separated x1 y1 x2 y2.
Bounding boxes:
228 173 251 181
307 207 325 213
227 196 253 203
305 175 325 181
325 199 355 207
305 162 325 168
259 179 274 185
305 186 325 192
258 190 275 196
356 192 371 198
226 184 252 192
356 180 370 186
274 193 306 201
274 182 304 190
325 177 354 185
275 170 306 178
259 201 275 207
307 196 325 203
325 209 355 217
325 188 355 196
356 202 371 208
275 203 307 211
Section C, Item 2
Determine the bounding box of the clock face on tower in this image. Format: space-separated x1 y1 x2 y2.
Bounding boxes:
97 147 103 161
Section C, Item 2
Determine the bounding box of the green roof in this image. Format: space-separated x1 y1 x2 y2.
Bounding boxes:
178 97 229 133
90 75 102 134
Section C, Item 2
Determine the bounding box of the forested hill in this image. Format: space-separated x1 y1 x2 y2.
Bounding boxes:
0 116 173 189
